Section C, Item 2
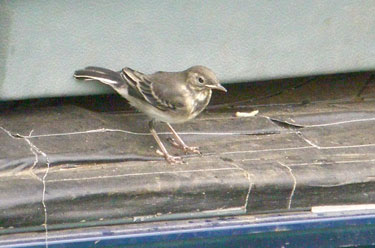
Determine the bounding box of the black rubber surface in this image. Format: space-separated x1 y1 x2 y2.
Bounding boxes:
1 72 375 231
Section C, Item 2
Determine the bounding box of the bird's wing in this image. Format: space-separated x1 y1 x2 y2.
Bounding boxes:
121 68 185 112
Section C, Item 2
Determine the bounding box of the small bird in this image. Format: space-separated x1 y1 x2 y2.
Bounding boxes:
74 65 226 164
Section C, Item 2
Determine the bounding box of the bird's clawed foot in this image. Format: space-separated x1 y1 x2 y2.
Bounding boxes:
165 154 184 164
167 137 202 155
156 149 184 164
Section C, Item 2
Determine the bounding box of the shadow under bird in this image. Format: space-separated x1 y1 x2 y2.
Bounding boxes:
73 65 226 164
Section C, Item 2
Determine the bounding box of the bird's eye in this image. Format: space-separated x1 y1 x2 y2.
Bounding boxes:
198 77 205 84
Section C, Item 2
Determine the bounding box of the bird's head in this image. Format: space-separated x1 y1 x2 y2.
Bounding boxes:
186 66 227 93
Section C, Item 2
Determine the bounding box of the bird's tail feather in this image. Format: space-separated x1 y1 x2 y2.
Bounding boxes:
74 66 124 87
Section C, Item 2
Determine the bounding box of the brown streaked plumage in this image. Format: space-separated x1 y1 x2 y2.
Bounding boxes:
74 65 226 164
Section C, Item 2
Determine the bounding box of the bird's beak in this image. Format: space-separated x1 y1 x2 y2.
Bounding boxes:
206 84 227 92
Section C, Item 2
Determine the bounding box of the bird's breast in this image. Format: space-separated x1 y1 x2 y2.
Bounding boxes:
188 90 212 119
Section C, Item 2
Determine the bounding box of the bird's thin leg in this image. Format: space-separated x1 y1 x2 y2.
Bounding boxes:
149 120 183 164
165 122 201 155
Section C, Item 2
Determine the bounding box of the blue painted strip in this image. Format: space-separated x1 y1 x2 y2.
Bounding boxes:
4 213 375 248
